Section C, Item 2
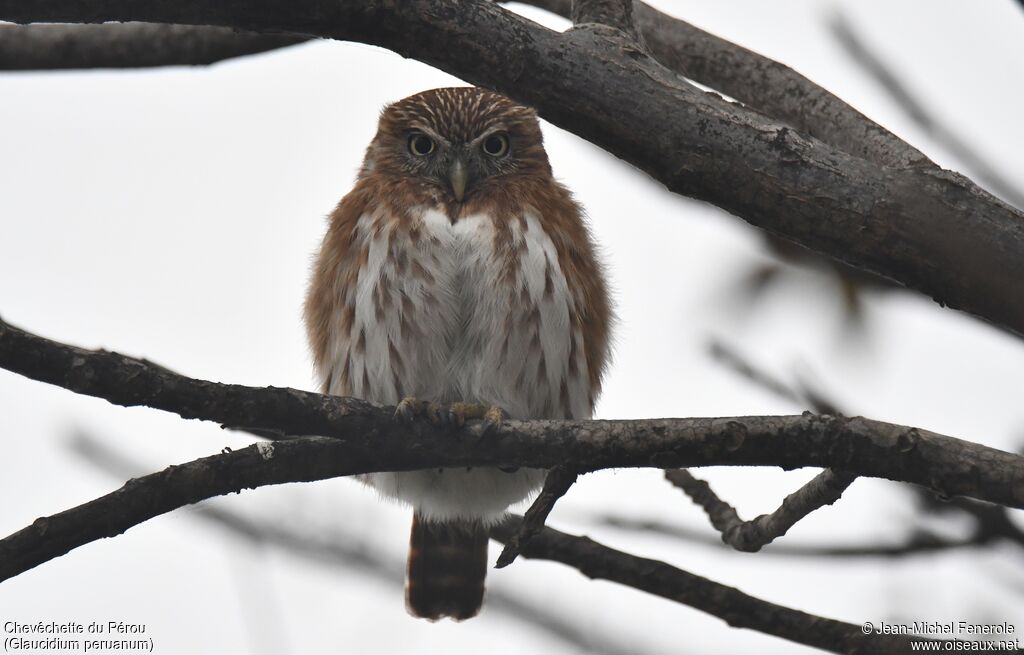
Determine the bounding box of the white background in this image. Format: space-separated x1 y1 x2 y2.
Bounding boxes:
2 1 1023 652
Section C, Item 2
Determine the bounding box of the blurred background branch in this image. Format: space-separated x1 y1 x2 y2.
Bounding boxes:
828 9 1024 210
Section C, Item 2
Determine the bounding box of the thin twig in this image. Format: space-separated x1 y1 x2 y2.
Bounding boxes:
708 339 844 416
666 469 856 552
495 465 578 568
489 517 945 654
590 514 995 558
829 10 1024 210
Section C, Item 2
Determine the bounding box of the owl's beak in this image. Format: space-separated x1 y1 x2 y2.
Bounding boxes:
448 159 468 202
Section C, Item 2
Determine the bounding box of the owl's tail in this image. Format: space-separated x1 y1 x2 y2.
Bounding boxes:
406 513 488 620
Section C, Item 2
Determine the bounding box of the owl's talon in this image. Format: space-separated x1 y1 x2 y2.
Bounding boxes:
396 399 506 437
394 397 425 423
444 402 469 430
425 401 445 427
477 405 508 440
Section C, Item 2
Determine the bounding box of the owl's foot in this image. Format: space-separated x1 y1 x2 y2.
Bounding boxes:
394 398 507 436
478 405 508 439
395 397 450 428
394 397 427 424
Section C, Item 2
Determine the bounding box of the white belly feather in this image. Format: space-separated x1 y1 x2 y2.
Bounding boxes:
325 207 590 523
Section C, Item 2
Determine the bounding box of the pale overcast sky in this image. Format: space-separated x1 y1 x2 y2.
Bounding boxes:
2 1 1023 653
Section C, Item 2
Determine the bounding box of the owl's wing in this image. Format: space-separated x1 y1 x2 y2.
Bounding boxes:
304 187 371 396
536 183 612 412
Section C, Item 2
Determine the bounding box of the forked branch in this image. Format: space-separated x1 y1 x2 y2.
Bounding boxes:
666 468 856 552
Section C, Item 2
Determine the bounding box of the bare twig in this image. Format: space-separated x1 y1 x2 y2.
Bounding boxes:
707 339 844 415
590 514 995 558
489 517 943 654
829 10 1024 210
665 469 856 552
709 338 1024 554
495 465 578 568
0 23 307 70
2 315 1024 510
2 3 1024 336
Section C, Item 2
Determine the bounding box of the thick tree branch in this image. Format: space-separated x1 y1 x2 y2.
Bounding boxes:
490 518 934 654
666 468 856 552
708 339 845 416
0 2 931 174
495 465 579 568
2 435 935 653
2 314 1024 509
0 23 307 70
524 0 927 169
2 2 1024 337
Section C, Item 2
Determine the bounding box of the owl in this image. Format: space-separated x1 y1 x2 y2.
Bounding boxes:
304 87 611 620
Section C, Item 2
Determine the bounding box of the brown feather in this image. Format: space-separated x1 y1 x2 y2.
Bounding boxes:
406 515 488 621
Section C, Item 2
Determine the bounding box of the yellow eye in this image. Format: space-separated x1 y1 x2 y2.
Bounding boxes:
482 133 509 157
408 134 434 156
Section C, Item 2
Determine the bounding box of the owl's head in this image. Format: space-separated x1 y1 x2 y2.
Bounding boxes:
362 87 552 202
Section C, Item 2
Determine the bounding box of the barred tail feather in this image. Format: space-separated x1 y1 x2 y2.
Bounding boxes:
406 514 488 620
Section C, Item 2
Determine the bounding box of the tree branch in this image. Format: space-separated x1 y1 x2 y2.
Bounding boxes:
0 1 931 173
495 465 579 568
523 0 927 169
0 23 307 70
68 432 642 655
589 514 999 558
2 433 938 653
570 0 638 39
490 517 937 654
666 468 856 552
2 1 1024 336
2 314 1024 509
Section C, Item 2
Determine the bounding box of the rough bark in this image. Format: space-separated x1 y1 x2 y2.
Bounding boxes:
1 1 1023 337
3 315 1024 510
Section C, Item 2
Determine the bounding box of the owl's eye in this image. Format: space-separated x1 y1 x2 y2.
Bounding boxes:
482 133 510 158
408 134 435 156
